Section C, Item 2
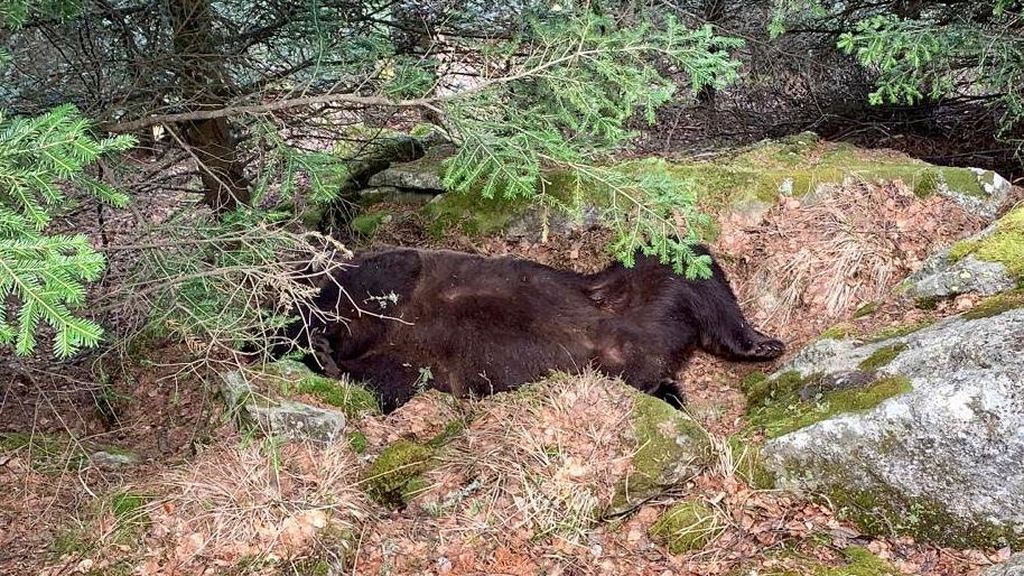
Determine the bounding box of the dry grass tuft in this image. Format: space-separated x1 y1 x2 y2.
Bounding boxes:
418 370 635 545
730 180 982 330
128 440 368 572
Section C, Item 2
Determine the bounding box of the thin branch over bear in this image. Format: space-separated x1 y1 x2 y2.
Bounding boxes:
277 246 785 413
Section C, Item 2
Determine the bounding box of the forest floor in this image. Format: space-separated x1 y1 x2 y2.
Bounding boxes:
1 150 1021 575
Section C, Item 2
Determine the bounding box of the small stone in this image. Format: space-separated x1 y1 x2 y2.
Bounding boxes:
90 450 139 468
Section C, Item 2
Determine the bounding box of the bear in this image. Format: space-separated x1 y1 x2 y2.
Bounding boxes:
273 245 785 413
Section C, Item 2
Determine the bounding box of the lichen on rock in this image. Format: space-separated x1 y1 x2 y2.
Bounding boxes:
761 308 1024 548
220 367 351 444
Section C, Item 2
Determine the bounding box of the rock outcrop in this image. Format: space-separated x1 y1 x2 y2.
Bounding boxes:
903 207 1022 302
220 360 379 444
755 301 1024 547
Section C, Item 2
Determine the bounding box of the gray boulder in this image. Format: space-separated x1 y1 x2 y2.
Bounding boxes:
903 223 1016 301
985 555 1024 576
761 306 1024 548
938 168 1012 221
366 145 454 191
222 371 347 444
504 203 603 242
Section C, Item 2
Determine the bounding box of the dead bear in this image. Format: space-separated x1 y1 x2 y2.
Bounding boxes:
276 245 785 413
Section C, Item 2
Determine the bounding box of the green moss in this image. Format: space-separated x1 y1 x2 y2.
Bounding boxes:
780 546 899 576
826 546 900 576
363 440 435 507
289 559 330 576
426 417 469 449
269 360 379 416
50 528 96 558
913 295 942 310
912 169 940 199
649 500 725 554
409 123 437 137
727 435 775 489
939 167 989 199
857 343 908 371
828 485 1021 548
732 545 898 576
349 210 390 236
110 490 150 542
819 322 855 341
852 302 880 319
630 393 711 485
962 290 1024 320
0 432 86 473
949 207 1024 277
423 188 531 237
347 431 368 454
742 370 807 408
862 320 934 343
745 373 911 439
610 393 712 513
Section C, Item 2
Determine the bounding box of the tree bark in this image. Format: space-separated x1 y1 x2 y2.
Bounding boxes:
168 0 251 212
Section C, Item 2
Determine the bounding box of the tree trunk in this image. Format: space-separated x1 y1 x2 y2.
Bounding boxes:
168 0 251 212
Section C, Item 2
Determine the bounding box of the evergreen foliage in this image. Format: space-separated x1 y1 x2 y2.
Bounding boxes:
440 12 741 275
772 1 1024 148
120 208 349 362
0 104 134 357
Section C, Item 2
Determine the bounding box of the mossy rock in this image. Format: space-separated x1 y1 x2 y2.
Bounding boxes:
856 343 908 371
608 393 712 515
649 500 725 554
963 290 1024 320
744 371 912 439
423 189 532 237
668 135 992 219
269 359 379 417
949 207 1024 279
221 367 352 444
727 435 775 489
363 440 435 507
828 484 1022 549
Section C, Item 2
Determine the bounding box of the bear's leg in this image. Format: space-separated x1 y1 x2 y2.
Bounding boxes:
337 352 421 413
652 378 686 409
597 324 684 406
680 248 786 362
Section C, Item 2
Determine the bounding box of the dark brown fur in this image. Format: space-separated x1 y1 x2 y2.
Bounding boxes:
278 246 784 413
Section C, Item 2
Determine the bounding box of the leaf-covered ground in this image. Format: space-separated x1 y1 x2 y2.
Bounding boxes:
2 150 1021 575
